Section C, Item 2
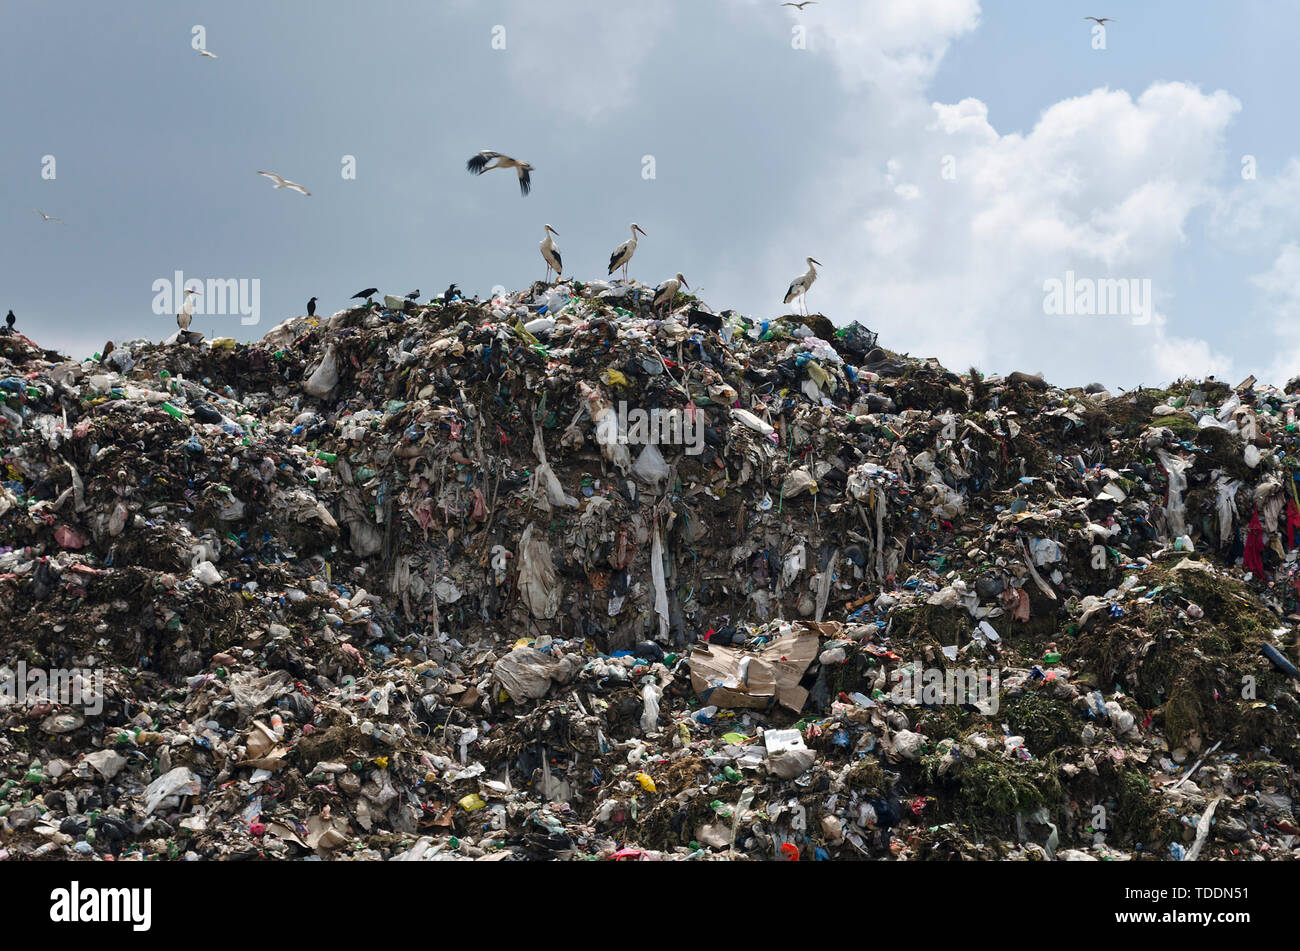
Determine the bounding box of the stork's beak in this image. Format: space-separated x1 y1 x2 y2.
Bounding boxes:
550 227 560 235
681 278 690 289
636 226 647 236
811 258 823 266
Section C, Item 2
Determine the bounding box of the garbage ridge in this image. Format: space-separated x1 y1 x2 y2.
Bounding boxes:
0 280 1298 862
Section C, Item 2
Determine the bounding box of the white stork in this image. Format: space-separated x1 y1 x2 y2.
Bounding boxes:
783 257 822 315
652 273 688 312
177 288 201 332
608 223 647 282
539 224 562 283
466 150 533 197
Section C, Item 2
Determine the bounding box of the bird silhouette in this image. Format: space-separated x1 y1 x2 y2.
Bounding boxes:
307 297 318 317
352 288 379 303
1084 16 1114 25
5 310 14 330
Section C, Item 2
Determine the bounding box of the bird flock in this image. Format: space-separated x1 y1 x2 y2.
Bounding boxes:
9 7 1116 340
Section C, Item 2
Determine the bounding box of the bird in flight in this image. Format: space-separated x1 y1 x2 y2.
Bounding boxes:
197 48 218 59
33 209 63 224
782 1 817 9
1084 17 1114 25
256 171 311 196
352 288 379 303
466 151 533 197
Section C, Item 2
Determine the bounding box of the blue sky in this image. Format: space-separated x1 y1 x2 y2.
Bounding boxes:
4 1 1300 388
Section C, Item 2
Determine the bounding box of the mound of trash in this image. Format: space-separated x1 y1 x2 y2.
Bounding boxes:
0 280 1297 861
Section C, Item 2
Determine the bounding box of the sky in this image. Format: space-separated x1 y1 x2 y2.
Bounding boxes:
4 0 1300 389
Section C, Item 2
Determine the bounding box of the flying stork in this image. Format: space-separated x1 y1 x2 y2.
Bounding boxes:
539 225 563 284
466 151 533 197
608 223 647 282
783 257 822 316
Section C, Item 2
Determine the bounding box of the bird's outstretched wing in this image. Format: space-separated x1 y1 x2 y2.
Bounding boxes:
198 49 218 58
257 171 286 186
517 166 532 196
285 182 311 196
467 151 499 174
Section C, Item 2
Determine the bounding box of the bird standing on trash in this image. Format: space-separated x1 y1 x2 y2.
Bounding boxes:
652 273 688 312
443 283 461 302
352 288 379 303
608 223 647 282
539 225 563 284
177 289 200 332
306 297 317 317
405 289 420 301
5 310 14 329
784 257 822 315
466 151 533 197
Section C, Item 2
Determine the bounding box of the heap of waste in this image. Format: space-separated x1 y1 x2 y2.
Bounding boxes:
1 280 1298 861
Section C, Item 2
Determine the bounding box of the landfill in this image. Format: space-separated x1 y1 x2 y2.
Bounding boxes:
1 281 1298 862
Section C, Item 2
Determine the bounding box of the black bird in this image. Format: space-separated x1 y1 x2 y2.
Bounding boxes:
5 310 13 330
351 288 379 303
405 290 420 301
306 297 318 317
443 283 460 302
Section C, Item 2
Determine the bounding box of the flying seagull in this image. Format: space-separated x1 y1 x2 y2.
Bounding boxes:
177 288 200 331
539 225 562 284
307 297 318 317
466 151 533 197
197 49 218 59
608 223 647 282
256 171 311 196
1084 17 1114 25
351 288 379 303
32 209 63 223
652 273 689 312
782 1 817 9
783 257 822 316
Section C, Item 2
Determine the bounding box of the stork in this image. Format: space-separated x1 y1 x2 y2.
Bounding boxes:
652 273 688 312
537 225 563 284
608 223 647 282
783 257 822 316
177 288 200 332
466 151 533 197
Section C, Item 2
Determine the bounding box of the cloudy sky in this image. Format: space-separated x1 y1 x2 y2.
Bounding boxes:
4 0 1300 388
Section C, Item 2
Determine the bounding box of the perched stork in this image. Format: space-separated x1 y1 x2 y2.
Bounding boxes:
539 225 563 284
783 257 822 315
652 273 688 312
177 288 200 332
466 151 533 197
257 171 311 196
608 223 647 282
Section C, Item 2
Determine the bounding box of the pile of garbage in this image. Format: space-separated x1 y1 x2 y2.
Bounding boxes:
1 279 1298 861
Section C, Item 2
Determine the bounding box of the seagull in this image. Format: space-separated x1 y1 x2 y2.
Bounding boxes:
539 225 562 284
652 273 689 312
197 49 218 59
307 297 318 317
1084 17 1114 25
466 151 533 197
783 257 822 316
608 223 647 282
32 209 63 224
405 290 420 301
782 1 817 9
5 310 14 330
351 288 379 303
256 171 311 196
177 289 200 332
